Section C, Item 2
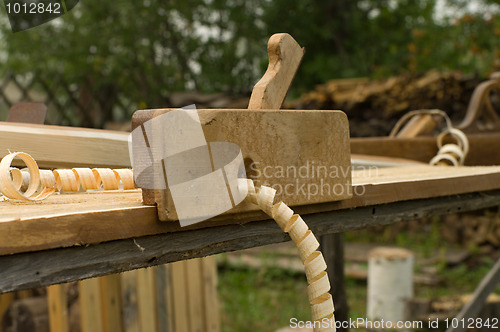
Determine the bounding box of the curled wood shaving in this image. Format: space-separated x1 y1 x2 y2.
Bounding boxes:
245 179 335 331
391 109 469 167
0 152 135 201
431 128 469 166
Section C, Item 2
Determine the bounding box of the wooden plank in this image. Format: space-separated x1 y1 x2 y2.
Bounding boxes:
79 278 104 332
17 290 32 299
170 261 190 332
395 114 435 138
0 293 14 332
136 267 158 332
0 189 499 293
446 258 500 332
159 264 175 332
0 122 130 169
350 133 500 166
120 270 140 332
3 165 500 256
351 154 424 168
186 259 205 332
47 284 69 332
201 256 220 332
154 265 168 332
99 275 123 332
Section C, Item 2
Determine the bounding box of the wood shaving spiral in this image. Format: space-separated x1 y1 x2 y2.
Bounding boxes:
246 179 336 331
0 152 135 201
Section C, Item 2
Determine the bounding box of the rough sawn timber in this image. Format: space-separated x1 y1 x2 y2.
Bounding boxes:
3 165 500 256
0 122 130 169
0 189 500 293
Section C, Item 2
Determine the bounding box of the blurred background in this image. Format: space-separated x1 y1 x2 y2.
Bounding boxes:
0 0 499 133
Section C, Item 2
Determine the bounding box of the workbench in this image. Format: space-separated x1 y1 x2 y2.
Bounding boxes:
2 165 500 294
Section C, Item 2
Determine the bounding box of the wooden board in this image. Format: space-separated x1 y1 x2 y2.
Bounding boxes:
186 258 204 332
351 154 424 168
169 261 190 332
0 122 130 169
165 258 220 332
0 293 14 332
79 278 104 332
2 190 500 293
132 108 352 221
351 133 500 166
136 268 158 332
47 284 69 332
99 275 123 332
3 165 500 256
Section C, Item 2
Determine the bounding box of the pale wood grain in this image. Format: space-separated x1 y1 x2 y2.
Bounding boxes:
3 166 500 255
170 261 190 332
0 122 130 169
1 189 499 293
79 278 104 332
132 108 352 220
136 268 158 332
0 293 14 332
99 275 123 332
47 284 69 332
350 133 500 166
248 33 304 109
201 256 220 332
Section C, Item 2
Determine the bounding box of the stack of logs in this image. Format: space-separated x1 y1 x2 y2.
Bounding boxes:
443 211 500 249
288 70 483 137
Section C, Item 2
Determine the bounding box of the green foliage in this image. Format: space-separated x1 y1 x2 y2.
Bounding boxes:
1 0 267 93
1 0 500 124
218 265 309 332
0 0 267 124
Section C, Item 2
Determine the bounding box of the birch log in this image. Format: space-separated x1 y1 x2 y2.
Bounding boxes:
367 247 414 324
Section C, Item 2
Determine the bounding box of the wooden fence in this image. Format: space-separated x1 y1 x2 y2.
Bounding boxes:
0 257 220 332
0 71 140 128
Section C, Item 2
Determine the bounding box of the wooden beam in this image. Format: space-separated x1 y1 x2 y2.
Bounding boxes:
446 258 500 332
99 275 123 332
201 256 220 332
4 166 500 256
120 270 140 332
79 278 104 332
186 259 204 332
350 133 500 166
395 114 436 138
0 190 499 294
0 293 14 332
0 122 130 169
47 284 69 332
169 261 190 332
136 268 158 332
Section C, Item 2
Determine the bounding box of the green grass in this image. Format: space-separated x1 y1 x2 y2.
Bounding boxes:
218 265 310 332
